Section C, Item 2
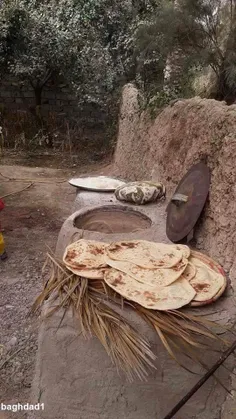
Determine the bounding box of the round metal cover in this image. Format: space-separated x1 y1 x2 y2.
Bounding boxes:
166 163 211 243
68 176 126 192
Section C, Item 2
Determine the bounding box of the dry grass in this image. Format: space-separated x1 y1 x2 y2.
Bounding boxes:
0 109 109 153
30 253 229 380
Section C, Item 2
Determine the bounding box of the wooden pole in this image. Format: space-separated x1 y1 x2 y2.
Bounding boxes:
163 340 236 419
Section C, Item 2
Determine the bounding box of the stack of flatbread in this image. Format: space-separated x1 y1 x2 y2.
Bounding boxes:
63 239 227 310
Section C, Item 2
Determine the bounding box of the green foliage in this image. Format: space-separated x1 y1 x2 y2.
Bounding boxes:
1 0 236 128
0 0 163 109
146 90 178 118
0 0 125 111
132 0 236 106
0 1 104 87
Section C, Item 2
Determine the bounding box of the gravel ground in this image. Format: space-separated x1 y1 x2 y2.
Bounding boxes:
0 160 112 419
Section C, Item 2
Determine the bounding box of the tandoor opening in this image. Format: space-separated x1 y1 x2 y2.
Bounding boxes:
74 206 152 234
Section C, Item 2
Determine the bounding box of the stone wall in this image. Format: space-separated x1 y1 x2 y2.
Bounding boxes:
0 77 79 118
0 77 114 151
114 84 236 286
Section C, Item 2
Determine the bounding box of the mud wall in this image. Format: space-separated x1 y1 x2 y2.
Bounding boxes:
114 84 236 284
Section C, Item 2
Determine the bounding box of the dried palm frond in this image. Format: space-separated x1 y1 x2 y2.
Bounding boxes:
30 252 229 380
30 253 156 381
77 296 156 381
136 306 227 374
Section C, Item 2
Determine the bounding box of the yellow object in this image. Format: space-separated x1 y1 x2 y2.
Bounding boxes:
0 232 5 255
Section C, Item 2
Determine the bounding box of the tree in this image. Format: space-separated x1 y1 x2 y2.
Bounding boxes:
0 0 167 105
0 0 121 147
134 0 236 104
168 0 236 103
0 0 104 105
132 1 175 101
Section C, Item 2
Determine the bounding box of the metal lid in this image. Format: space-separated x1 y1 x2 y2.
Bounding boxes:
166 163 211 242
68 176 126 192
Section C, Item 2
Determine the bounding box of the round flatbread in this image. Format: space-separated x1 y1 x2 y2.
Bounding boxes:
105 257 188 287
66 266 107 280
107 240 183 269
189 256 225 302
63 239 108 269
104 269 196 310
171 244 191 259
181 262 196 282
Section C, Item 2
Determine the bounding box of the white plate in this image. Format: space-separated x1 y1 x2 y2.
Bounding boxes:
68 176 126 192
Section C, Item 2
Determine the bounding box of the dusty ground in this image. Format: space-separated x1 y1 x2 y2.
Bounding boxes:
0 155 112 419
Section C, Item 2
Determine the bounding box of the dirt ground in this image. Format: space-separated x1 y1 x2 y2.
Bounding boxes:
0 154 112 418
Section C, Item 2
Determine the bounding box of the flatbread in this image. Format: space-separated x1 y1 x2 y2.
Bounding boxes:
63 239 108 269
66 266 107 280
181 262 196 282
107 240 183 269
104 269 196 310
189 256 225 302
105 257 188 287
171 244 191 259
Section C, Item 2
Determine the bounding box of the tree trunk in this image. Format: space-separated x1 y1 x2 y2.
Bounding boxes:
35 85 42 106
214 62 236 104
163 0 183 96
33 85 53 148
163 48 184 95
214 2 236 104
32 85 43 127
215 71 236 104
